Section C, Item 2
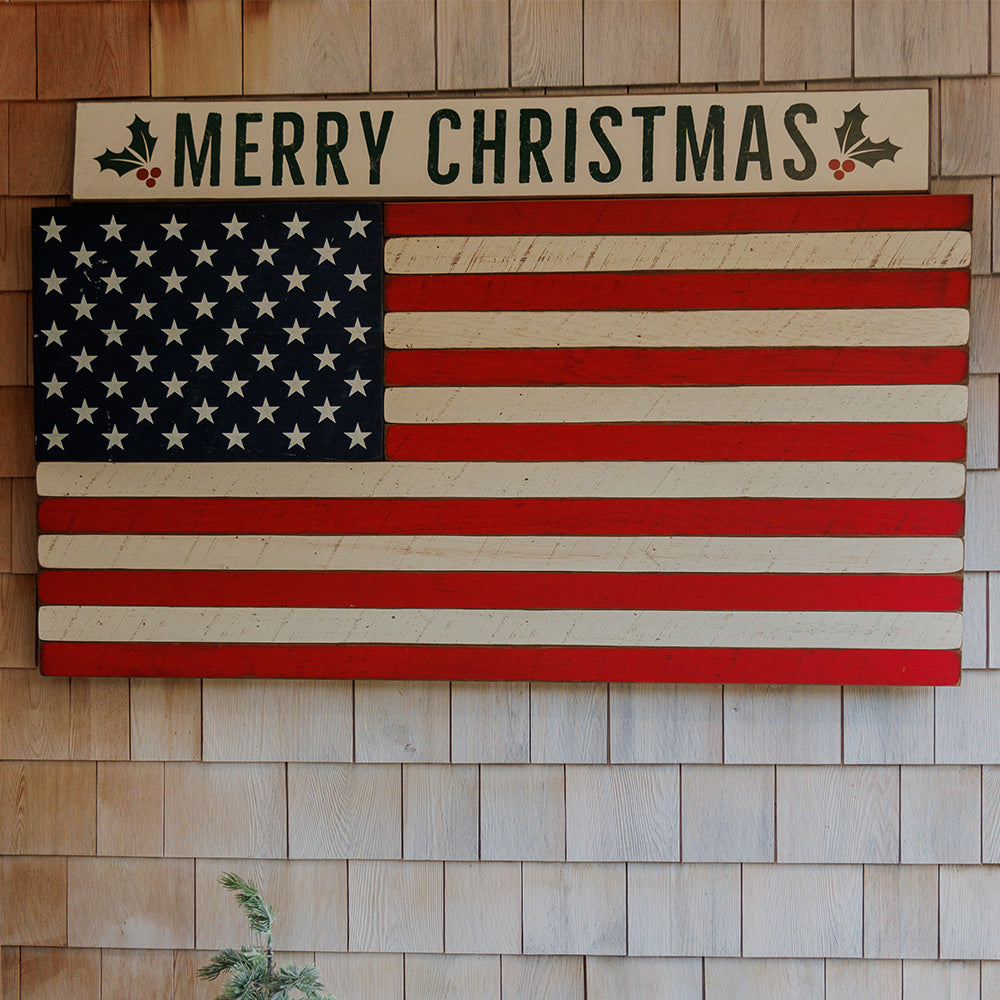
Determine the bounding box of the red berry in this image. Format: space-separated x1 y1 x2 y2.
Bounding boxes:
828 159 840 170
151 167 162 178
136 168 149 181
145 177 156 188
834 169 845 180
843 159 855 173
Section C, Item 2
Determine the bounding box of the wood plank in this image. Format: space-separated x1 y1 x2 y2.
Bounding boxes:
522 862 626 955
444 861 522 954
437 0 509 90
170 949 233 1000
195 858 347 951
67 857 194 949
102 949 175 1000
163 763 286 858
151 0 242 96
311 954 403 1000
403 764 478 860
763 0 850 80
843 686 935 764
98 761 164 857
583 0 678 85
480 764 565 861
705 959 824 999
936 670 1000 763
405 954 500 1000
451 681 530 763
130 677 201 761
0 481 10 572
0 104 8 196
8 101 73 196
0 388 33 475
501 956 584 1000
371 0 435 92
69 676 129 760
243 0 369 94
964 571 988 668
36 2 149 99
964 472 1000 570
0 6 35 100
900 765 981 863
611 684 722 763
942 78 1000 175
940 866 1000 957
565 764 679 861
681 763 773 862
825 959 902 1000
968 376 999 469
932 177 991 274
531 682 606 763
288 763 401 860
1 198 56 292
863 865 938 958
0 858 66 946
628 862 740 956
971 276 1000 373
355 680 450 763
348 859 443 952
903 960 981 998
680 0 761 82
2 947 19 1000
510 0 582 87
984 765 1000 862
19 948 100 1000
11 479 36 574
0 761 95 854
585 957 702 1000
0 670 70 758
202 678 352 762
0 293 28 385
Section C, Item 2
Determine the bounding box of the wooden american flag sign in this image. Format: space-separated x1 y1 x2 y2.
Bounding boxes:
32 194 970 685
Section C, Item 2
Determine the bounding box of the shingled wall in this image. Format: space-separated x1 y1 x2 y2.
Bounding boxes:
3 2 1000 997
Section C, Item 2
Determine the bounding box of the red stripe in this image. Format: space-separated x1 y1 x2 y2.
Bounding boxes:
384 270 969 311
38 571 963 612
386 423 967 463
38 497 964 536
385 195 973 236
385 347 968 387
40 642 961 685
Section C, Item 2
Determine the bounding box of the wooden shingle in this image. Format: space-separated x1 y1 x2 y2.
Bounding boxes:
863 865 938 958
444 861 522 954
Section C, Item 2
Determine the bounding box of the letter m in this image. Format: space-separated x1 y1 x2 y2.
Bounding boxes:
676 105 725 182
174 113 222 187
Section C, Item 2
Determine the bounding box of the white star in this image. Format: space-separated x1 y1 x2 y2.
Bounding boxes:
222 372 248 397
102 373 127 398
253 241 278 265
191 241 218 266
283 319 309 343
284 424 310 448
223 424 249 449
222 267 247 292
43 322 66 346
222 213 248 239
71 348 96 372
161 215 187 240
162 320 186 345
130 242 157 267
344 265 370 290
253 346 278 370
72 400 97 424
253 398 279 422
132 294 156 319
284 266 309 291
345 318 370 343
192 346 217 371
103 322 127 346
344 370 370 396
223 320 247 344
283 212 309 238
314 239 339 264
345 211 371 237
162 372 188 397
192 294 217 318
132 346 157 371
43 426 68 450
133 399 158 423
101 269 126 293
253 293 277 318
42 374 66 398
162 424 188 450
41 270 65 295
100 215 126 240
40 217 65 242
103 425 128 450
345 423 371 449
314 345 339 370
283 371 309 396
314 292 339 317
71 243 97 268
162 268 186 293
314 397 340 423
192 399 217 423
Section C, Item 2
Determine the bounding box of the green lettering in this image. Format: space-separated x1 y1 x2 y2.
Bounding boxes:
272 112 305 186
735 105 772 181
427 108 460 185
589 106 623 183
676 105 725 182
783 103 817 181
564 107 578 183
360 110 394 184
173 112 221 187
316 112 349 185
631 106 665 182
473 109 507 185
519 109 552 184
235 112 262 187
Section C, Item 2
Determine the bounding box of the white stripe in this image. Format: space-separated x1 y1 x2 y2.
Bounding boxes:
38 606 963 649
38 534 964 574
384 385 968 424
383 231 971 273
36 461 966 499
384 308 969 349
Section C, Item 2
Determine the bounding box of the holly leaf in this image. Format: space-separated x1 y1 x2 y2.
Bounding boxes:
834 104 868 156
95 145 145 176
126 115 157 161
846 135 902 168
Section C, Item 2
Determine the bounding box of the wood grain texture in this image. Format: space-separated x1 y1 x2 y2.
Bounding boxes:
510 0 582 87
501 956 584 1000
610 684 722 763
863 865 939 958
586 957 702 1000
451 681 530 763
936 670 1000 763
963 572 988 668
531 683 606 764
0 389 33 476
1 947 19 1000
163 762 286 858
628 863 741 957
968 377 999 469
36 1 150 99
776 765 899 864
170 949 232 1000
8 101 73 196
348 859 444 952
0 6 35 100
763 0 850 80
444 861 522 954
583 0 678 85
151 0 242 96
10 479 36 575
437 0 509 90
1 198 56 292
742 864 863 958
984 960 1000 1000
680 0 761 82
704 959 825 998
355 680 450 763
102 949 175 1000
900 765 981 863
480 764 564 861
681 764 774 862
0 105 8 196
69 676 129 760
983 766 1000 862
843 686 935 764
0 761 95 854
98 761 164 857
942 78 1000 175
0 670 69 758
0 857 66 946
522 862 626 955
403 764 478 860
825 959 902 1000
312 953 403 1000
970 277 1000 374
991 573 1000 669
19 948 100 1000
565 764 678 862
195 858 347 951
243 0 369 94
940 866 1000 957
0 481 9 574
371 0 436 92
405 954 500 1000
903 960 981 998
130 677 201 761
203 679 352 762
931 177 991 275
